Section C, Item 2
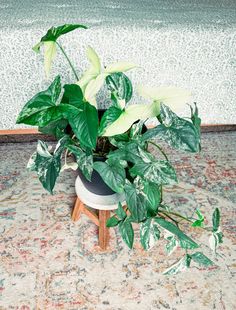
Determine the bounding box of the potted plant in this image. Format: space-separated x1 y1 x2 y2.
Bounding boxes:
16 24 223 274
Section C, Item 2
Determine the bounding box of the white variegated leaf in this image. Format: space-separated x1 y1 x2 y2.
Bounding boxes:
138 86 191 113
44 41 57 78
163 256 190 275
84 73 106 104
77 68 97 92
209 234 218 252
37 140 52 157
61 162 78 172
27 152 37 171
102 101 160 136
105 62 137 74
86 46 101 75
118 99 126 109
77 47 101 92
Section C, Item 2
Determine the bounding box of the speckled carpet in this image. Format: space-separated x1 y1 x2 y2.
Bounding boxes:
0 132 236 310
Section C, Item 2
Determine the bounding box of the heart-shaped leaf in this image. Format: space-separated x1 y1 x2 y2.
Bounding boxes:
67 145 93 181
124 180 147 222
138 85 191 114
33 24 87 52
119 218 134 249
163 254 192 275
106 216 120 227
155 217 199 249
33 24 87 77
140 218 160 250
142 104 200 153
130 159 177 186
29 136 68 193
16 75 63 127
98 105 123 136
102 101 160 136
60 84 98 149
93 160 126 193
106 72 133 105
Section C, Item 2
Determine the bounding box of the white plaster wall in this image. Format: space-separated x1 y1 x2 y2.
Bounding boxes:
0 0 236 129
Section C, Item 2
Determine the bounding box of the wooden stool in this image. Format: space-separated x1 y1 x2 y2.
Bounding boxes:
72 175 125 250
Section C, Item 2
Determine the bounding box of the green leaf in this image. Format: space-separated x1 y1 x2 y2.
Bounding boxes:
119 218 134 249
165 236 178 255
130 159 177 186
98 105 123 136
140 218 160 250
16 76 63 126
108 133 129 148
108 141 145 164
93 161 126 193
163 254 192 275
62 83 84 105
155 217 199 249
61 84 98 149
39 119 68 138
67 145 93 181
142 180 161 212
124 181 147 222
115 202 127 220
190 103 201 135
212 208 220 232
142 104 200 153
32 136 68 193
33 24 87 50
106 72 133 105
192 209 204 227
190 252 214 267
106 216 120 227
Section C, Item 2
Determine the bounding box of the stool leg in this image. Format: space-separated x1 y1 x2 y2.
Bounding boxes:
72 197 84 221
99 210 110 250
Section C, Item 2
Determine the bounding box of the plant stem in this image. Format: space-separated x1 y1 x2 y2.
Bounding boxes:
159 209 211 232
56 42 79 80
160 211 179 227
148 141 168 161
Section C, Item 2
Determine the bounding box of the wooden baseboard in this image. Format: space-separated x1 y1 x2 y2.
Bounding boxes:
0 125 235 143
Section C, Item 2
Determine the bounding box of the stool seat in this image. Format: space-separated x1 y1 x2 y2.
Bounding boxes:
75 175 125 210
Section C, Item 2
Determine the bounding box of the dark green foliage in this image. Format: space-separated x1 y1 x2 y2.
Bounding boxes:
143 104 201 153
67 145 93 181
93 160 126 193
99 106 123 136
16 24 222 274
16 76 63 126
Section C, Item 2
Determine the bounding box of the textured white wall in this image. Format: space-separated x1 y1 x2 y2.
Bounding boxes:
0 0 236 129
